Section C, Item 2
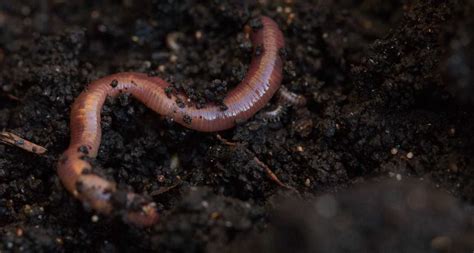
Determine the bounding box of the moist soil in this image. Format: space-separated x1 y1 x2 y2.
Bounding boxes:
1 1 474 252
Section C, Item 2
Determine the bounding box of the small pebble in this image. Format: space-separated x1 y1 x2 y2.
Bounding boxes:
56 237 64 245
16 228 23 237
157 175 165 183
406 152 414 159
210 212 220 219
90 10 100 19
448 128 456 136
390 148 398 155
170 54 178 63
143 61 151 68
287 13 296 23
91 215 99 223
98 24 107 32
195 30 203 40
170 154 180 170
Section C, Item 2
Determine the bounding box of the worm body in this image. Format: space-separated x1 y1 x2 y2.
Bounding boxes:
277 86 307 106
262 86 307 121
58 16 285 227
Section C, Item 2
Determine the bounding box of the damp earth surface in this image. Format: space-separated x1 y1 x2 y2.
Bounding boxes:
0 1 473 252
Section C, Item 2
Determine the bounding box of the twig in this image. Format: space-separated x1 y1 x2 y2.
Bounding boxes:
0 131 47 154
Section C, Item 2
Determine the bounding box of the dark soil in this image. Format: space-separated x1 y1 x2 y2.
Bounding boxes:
0 0 473 252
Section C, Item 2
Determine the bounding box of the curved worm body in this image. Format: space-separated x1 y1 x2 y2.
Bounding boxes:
277 86 307 106
58 16 285 227
262 86 307 121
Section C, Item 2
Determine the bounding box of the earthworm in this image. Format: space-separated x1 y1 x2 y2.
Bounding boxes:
57 16 285 227
277 85 307 106
263 104 288 122
262 86 306 121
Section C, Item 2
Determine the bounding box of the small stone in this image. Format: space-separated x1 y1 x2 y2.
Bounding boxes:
90 10 100 19
406 152 414 159
390 148 398 155
448 128 456 136
16 228 23 237
195 30 203 40
170 154 180 170
158 65 166 72
210 212 220 219
170 54 178 63
56 237 64 245
157 175 165 183
98 25 107 32
91 215 99 223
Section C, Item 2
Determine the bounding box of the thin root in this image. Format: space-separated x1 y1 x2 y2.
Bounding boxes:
215 134 294 190
150 179 182 196
253 156 295 191
1 93 20 101
216 134 238 146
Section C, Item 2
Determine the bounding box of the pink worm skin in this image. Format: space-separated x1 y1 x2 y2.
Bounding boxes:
57 16 284 227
